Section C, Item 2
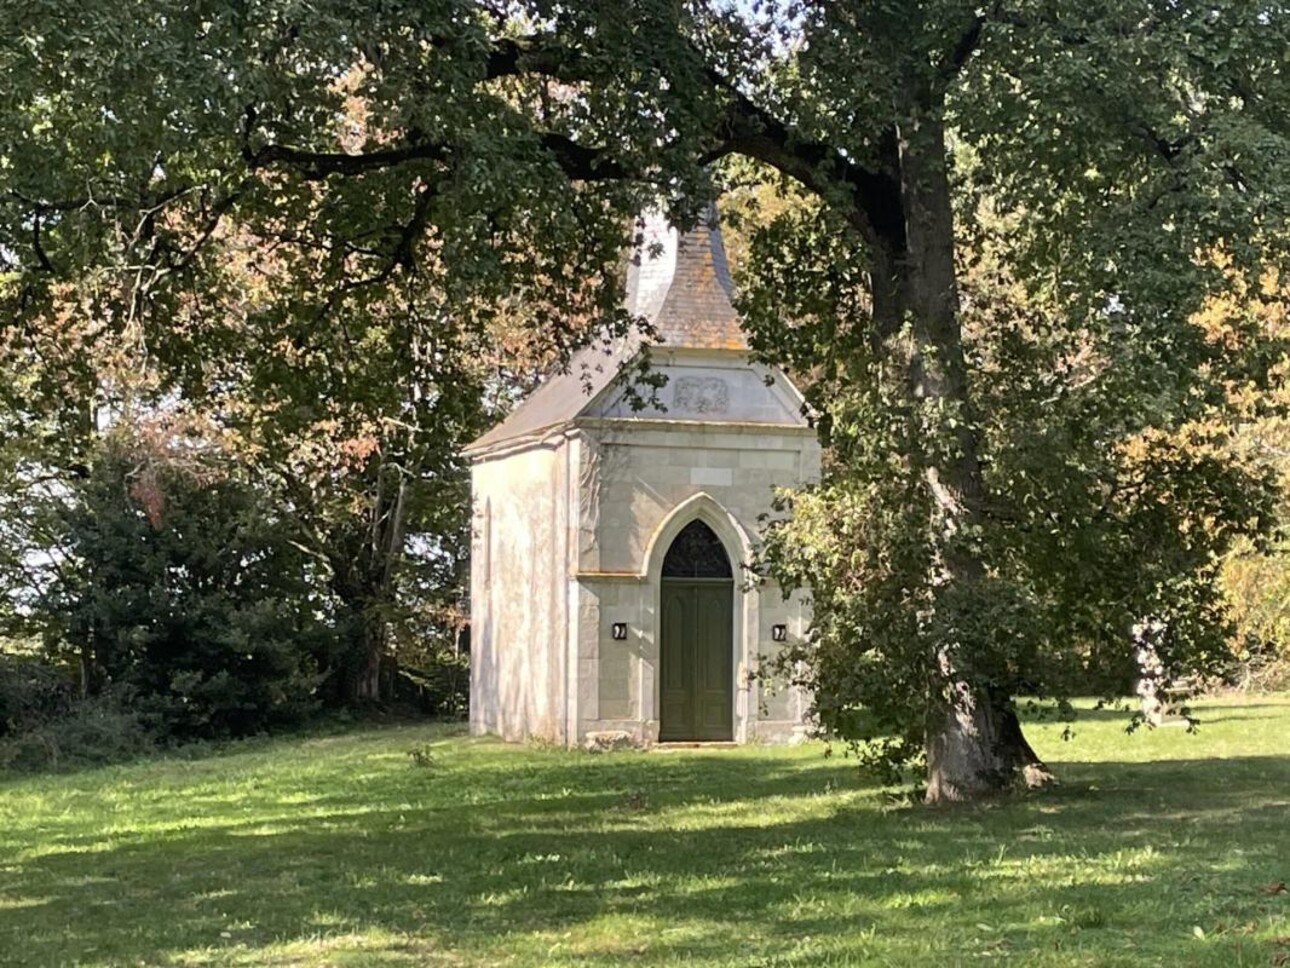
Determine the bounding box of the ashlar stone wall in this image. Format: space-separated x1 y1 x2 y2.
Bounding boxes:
469 437 576 744
573 419 819 744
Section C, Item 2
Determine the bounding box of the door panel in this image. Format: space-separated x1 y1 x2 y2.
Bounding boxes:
695 584 733 738
659 584 694 740
659 580 733 741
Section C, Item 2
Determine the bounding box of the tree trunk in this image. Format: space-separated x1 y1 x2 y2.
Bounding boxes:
331 588 394 705
923 690 1054 802
80 641 99 698
350 618 387 703
924 690 1009 802
1133 618 1168 726
997 699 1056 788
333 464 408 705
885 83 1052 801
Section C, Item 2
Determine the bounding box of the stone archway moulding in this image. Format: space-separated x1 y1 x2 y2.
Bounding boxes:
640 490 759 743
640 491 753 584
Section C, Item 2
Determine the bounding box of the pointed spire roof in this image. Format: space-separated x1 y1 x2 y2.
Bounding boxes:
625 206 747 350
465 205 748 456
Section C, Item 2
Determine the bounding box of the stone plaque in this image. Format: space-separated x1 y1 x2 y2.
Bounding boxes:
673 376 730 414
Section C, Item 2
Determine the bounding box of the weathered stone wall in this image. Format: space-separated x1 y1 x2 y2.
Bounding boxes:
574 417 821 744
469 437 574 744
469 351 822 748
581 425 816 575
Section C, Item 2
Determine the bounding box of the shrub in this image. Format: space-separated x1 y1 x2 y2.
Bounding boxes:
0 692 154 773
37 440 338 740
0 652 75 737
1221 539 1290 691
394 650 469 718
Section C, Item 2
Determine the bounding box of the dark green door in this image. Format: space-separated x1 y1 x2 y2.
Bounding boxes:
659 579 734 741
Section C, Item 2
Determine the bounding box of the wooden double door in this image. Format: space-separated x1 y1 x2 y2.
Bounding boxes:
659 578 734 742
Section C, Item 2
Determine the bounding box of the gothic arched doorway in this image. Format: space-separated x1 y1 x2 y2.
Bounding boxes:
659 519 734 741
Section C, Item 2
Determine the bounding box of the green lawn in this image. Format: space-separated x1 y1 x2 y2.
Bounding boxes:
2 698 1289 967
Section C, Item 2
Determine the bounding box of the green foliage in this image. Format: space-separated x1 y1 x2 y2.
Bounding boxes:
394 647 470 720
742 194 1283 772
1213 279 1290 687
738 2 1290 783
38 434 335 739
406 742 438 769
1222 539 1290 690
5 0 1290 793
2 0 640 711
0 651 75 737
0 649 157 773
0 690 153 773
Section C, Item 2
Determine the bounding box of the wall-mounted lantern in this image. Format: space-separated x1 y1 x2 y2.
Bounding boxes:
771 624 788 642
611 622 628 641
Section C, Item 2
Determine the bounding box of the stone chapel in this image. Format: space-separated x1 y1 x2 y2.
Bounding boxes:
464 208 820 746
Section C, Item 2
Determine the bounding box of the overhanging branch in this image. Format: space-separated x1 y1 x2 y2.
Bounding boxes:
485 35 585 82
938 14 987 83
708 85 905 248
245 130 630 184
245 141 451 178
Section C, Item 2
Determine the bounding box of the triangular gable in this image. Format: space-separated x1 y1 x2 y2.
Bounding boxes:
585 353 809 427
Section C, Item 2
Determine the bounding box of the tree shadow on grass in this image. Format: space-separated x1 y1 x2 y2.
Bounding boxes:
1019 699 1290 729
4 746 1290 967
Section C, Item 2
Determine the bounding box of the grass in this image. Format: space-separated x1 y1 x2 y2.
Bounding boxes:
2 697 1289 967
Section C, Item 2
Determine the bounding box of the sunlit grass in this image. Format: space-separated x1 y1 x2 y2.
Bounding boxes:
2 695 1289 966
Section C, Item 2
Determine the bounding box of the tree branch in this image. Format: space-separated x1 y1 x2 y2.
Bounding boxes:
706 84 905 249
245 141 451 178
537 132 630 181
30 211 54 273
938 14 988 83
484 35 585 82
246 128 632 185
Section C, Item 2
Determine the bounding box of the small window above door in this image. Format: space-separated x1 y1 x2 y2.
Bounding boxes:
662 520 733 579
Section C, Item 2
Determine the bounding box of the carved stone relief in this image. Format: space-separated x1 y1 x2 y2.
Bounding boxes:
673 376 730 414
